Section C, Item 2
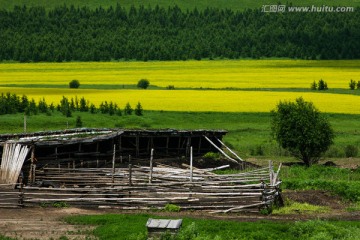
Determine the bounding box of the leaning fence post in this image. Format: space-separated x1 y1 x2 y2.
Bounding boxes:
149 149 154 184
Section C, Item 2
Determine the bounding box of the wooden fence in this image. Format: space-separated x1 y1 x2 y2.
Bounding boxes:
0 161 282 213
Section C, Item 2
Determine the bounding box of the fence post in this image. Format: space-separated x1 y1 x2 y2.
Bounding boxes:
149 149 154 184
18 174 24 207
190 146 193 182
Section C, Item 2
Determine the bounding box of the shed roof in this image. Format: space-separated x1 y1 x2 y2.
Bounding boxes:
146 218 182 229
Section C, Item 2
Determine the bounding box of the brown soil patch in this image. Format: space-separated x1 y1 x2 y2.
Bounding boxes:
282 190 345 209
0 207 100 240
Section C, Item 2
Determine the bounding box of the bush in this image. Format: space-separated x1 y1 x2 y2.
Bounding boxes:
75 116 82 128
134 102 143 116
250 145 264 156
166 85 175 90
203 152 221 160
124 102 133 115
164 204 180 212
325 146 345 158
345 145 358 158
69 79 80 89
318 79 328 90
310 81 317 90
357 81 360 89
349 79 356 90
137 79 150 89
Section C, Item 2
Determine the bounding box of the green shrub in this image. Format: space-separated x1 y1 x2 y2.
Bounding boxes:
203 152 221 160
349 79 356 90
318 79 328 90
344 145 358 158
69 79 80 89
137 79 150 89
52 201 69 208
250 145 264 156
75 116 82 128
310 81 317 90
325 146 345 158
164 204 181 212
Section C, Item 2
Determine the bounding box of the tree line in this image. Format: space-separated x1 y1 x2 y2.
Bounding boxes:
0 93 143 117
0 5 359 62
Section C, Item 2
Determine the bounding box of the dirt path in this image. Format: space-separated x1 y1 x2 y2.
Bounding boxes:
0 208 100 240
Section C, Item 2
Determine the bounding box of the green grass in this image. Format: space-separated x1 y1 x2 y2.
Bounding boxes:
273 200 330 214
1 0 360 11
2 111 360 159
281 165 360 201
63 214 360 240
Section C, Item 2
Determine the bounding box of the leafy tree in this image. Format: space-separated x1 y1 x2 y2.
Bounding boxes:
357 81 360 90
271 97 334 166
137 79 150 89
135 102 143 116
69 79 80 89
124 102 133 115
349 79 356 90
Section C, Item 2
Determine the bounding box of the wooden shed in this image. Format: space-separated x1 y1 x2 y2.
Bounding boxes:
0 128 227 186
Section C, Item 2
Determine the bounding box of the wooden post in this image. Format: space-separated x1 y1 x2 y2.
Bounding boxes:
73 160 75 169
269 160 273 185
18 173 23 207
28 147 35 184
149 149 154 183
128 164 132 186
112 144 116 184
190 146 193 182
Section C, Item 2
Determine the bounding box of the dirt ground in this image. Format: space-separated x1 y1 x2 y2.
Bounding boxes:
0 190 359 240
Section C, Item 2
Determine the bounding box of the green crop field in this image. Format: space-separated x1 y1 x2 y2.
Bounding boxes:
1 0 360 11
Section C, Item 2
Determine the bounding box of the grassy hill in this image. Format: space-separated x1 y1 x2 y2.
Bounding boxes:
0 0 359 11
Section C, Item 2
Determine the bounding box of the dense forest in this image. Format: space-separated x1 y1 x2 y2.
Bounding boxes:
0 5 359 61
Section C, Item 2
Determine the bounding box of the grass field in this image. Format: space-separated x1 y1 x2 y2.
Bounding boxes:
1 0 359 11
1 60 360 114
63 214 360 240
1 111 359 159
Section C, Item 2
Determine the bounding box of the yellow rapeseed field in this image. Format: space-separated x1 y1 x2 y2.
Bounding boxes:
1 60 359 114
0 60 359 89
1 87 359 114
